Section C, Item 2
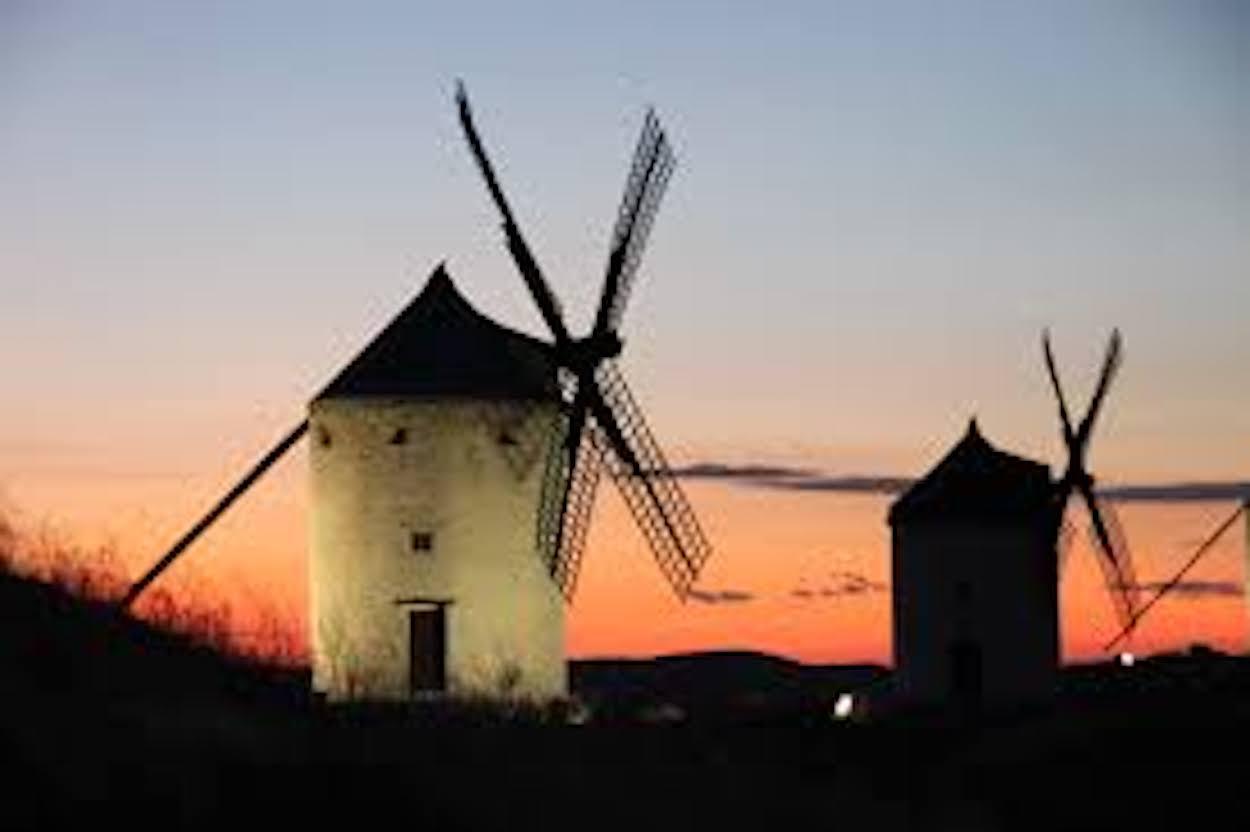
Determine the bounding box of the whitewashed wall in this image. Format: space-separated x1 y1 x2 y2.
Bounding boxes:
309 397 566 702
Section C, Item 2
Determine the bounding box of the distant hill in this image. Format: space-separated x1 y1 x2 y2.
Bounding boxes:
571 650 888 717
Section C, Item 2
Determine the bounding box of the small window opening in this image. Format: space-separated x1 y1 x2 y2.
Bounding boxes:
390 428 408 445
317 427 332 448
411 531 434 553
497 429 518 447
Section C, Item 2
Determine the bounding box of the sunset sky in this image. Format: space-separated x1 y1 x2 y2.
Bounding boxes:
2 1 1247 664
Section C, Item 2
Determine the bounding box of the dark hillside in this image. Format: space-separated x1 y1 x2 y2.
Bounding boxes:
572 650 886 718
1 568 1250 830
0 569 306 704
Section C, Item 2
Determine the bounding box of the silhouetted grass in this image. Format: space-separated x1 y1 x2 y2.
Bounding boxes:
0 508 303 667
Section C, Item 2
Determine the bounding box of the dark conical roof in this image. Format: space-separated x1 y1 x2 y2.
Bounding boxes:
888 419 1053 527
315 264 559 401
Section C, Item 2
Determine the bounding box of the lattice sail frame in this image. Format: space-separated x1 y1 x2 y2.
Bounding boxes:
536 363 712 601
598 110 677 335
1056 515 1076 577
537 372 608 599
458 83 712 602
536 108 706 600
1086 493 1141 638
593 360 711 597
1042 328 1141 641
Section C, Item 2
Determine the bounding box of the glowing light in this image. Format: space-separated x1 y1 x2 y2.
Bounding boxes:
1118 651 1135 668
566 698 592 725
833 692 854 720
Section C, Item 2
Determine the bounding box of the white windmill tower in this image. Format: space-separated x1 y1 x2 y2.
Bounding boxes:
121 83 713 703
307 265 568 700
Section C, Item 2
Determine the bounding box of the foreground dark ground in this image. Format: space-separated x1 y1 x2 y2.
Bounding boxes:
1 569 1246 831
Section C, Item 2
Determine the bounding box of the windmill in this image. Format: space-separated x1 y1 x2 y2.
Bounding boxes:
455 81 711 601
1041 328 1142 644
119 82 712 701
887 330 1144 709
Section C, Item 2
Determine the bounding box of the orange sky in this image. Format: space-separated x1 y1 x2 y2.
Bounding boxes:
3 444 1245 666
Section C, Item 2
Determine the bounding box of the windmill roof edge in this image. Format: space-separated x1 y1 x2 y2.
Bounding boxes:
888 418 1053 528
313 264 560 402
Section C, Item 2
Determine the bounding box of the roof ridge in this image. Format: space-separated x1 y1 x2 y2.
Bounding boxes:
888 418 1053 527
313 264 559 401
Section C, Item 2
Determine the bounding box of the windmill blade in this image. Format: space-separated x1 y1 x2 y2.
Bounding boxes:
549 430 607 598
454 81 572 347
1079 481 1140 637
120 420 309 609
1075 329 1122 449
592 109 677 337
1041 329 1077 447
1105 501 1246 650
535 376 608 597
1056 515 1077 577
587 360 711 598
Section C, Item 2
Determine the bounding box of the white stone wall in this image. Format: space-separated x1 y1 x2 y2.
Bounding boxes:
309 397 566 702
892 522 1058 708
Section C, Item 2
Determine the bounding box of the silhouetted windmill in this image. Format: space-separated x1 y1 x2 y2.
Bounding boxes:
888 330 1142 710
1042 328 1142 641
456 81 711 601
119 82 711 701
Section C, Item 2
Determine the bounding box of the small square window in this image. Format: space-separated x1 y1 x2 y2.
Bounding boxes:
390 428 408 445
411 532 433 553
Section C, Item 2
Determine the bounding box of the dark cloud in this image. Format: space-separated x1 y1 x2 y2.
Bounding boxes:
674 461 911 494
767 476 913 495
678 459 1250 506
792 571 888 600
687 588 755 604
673 463 817 480
1099 482 1250 503
1132 580 1242 599
827 571 889 595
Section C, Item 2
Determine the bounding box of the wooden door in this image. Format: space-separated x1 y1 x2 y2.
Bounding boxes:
408 607 446 694
949 638 983 711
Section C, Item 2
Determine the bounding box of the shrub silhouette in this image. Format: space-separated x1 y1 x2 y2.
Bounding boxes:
0 506 303 668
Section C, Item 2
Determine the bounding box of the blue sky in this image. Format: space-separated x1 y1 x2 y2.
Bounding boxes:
2 0 1247 482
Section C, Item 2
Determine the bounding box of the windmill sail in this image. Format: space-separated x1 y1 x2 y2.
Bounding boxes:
1043 328 1142 640
457 82 713 600
120 420 309 609
593 361 711 596
1056 515 1076 576
455 81 571 348
1103 500 1246 650
538 405 608 597
1084 493 1139 639
594 109 677 337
